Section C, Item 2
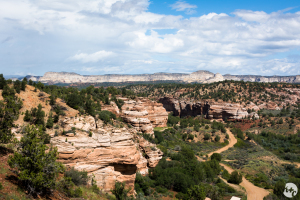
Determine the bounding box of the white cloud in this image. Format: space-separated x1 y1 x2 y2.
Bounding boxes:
70 51 114 63
1 0 300 76
170 0 197 15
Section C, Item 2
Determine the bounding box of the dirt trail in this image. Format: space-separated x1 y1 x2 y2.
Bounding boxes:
220 163 270 200
201 128 270 200
207 128 237 157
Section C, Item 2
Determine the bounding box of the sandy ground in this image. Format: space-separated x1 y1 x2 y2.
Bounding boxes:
203 128 270 200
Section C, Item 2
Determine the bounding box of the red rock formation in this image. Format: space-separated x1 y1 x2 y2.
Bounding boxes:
121 98 168 134
52 116 163 194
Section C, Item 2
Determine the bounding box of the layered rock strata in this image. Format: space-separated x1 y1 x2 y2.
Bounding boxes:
120 98 168 135
160 97 259 120
51 116 162 193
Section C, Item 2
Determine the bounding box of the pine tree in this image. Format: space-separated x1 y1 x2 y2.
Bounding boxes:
35 104 45 126
46 111 54 129
8 125 64 196
0 74 6 89
21 79 27 91
23 110 31 122
14 80 21 93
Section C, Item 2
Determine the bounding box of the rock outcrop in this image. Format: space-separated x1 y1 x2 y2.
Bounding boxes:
51 115 162 194
120 98 168 135
26 71 300 84
160 97 259 120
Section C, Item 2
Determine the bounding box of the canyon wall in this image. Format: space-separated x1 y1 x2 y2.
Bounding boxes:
26 71 300 84
160 97 259 120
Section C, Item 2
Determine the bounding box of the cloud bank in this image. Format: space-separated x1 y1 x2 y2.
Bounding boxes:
0 0 300 76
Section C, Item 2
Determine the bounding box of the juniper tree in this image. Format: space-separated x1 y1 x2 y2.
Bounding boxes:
8 125 64 196
46 111 54 129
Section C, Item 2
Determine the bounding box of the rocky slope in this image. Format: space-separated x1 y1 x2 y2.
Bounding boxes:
9 86 163 194
26 71 300 84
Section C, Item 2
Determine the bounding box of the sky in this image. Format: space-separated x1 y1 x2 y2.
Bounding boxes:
1 0 300 76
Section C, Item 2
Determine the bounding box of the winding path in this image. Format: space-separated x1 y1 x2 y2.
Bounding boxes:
201 128 270 200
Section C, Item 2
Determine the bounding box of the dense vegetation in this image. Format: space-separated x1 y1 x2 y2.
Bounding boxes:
0 74 23 143
136 118 243 200
125 80 300 103
247 130 300 162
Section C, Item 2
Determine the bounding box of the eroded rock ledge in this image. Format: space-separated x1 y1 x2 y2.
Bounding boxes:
160 97 259 120
51 115 163 193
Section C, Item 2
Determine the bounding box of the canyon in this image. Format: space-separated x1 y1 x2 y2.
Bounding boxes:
24 70 300 84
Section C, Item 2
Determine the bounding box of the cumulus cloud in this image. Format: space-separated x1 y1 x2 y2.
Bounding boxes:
70 51 114 63
1 0 300 76
170 0 197 15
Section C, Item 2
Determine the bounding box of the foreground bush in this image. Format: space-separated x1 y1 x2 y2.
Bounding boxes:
211 153 222 162
57 177 83 197
111 181 131 200
65 167 88 186
8 125 64 196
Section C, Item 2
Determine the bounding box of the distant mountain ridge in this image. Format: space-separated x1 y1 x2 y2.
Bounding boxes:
24 71 300 84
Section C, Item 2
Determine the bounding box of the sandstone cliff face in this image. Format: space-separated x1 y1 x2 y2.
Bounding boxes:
26 71 300 84
160 97 259 120
51 115 163 193
120 98 168 135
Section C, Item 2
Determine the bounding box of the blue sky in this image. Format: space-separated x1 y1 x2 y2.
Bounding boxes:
1 0 300 76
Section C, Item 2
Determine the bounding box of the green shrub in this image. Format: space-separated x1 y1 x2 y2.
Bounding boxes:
205 125 209 129
215 135 220 142
204 133 211 140
0 182 3 190
187 185 206 200
211 153 222 162
64 167 88 186
111 181 131 200
194 125 200 132
57 177 83 197
228 171 243 184
273 179 286 198
99 110 116 124
188 134 194 140
135 172 153 196
221 169 230 180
